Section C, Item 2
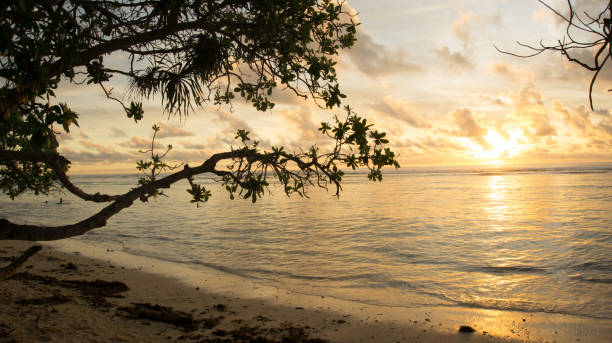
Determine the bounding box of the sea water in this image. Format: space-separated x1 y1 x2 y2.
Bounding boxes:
2 164 611 321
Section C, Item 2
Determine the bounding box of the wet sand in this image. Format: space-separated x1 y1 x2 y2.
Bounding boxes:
1 240 609 343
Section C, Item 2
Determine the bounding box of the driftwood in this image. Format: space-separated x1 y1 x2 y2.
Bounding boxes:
11 272 128 297
0 245 41 281
118 302 197 329
11 272 129 307
15 292 71 306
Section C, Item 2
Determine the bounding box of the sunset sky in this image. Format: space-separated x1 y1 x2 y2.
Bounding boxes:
54 0 612 174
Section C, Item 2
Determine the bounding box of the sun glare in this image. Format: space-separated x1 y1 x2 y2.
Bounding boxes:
468 129 526 164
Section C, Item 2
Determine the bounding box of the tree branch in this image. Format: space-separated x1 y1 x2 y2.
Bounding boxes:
0 151 120 202
0 149 277 241
498 0 612 110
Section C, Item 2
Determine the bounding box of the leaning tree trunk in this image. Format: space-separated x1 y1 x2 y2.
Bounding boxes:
0 245 42 280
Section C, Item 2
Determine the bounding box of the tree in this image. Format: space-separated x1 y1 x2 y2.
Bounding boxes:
0 0 399 241
498 0 612 110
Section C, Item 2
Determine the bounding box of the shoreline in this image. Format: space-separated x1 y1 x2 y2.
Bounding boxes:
1 240 610 342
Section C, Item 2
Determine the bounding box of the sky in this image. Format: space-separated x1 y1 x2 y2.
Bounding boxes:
54 0 612 174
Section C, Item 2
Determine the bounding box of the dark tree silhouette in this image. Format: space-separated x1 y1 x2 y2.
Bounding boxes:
0 0 399 241
498 0 612 110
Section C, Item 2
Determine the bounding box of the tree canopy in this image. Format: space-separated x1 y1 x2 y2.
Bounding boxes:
0 0 399 241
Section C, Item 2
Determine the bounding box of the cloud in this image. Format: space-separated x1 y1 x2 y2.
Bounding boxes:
398 136 464 154
532 9 549 23
370 96 432 128
441 108 490 149
533 121 557 137
453 12 474 44
120 136 164 150
64 150 133 163
211 109 253 133
489 13 502 26
513 87 544 106
489 61 533 83
55 130 73 142
345 30 422 77
278 105 319 142
109 127 127 138
431 46 474 70
163 149 208 163
155 121 195 138
595 109 611 117
392 136 470 166
544 0 608 26
548 47 612 91
511 87 557 139
209 109 273 149
268 88 304 106
451 108 486 137
421 136 465 153
181 142 206 150
553 101 612 146
476 93 510 107
80 139 116 154
453 11 500 44
66 141 132 163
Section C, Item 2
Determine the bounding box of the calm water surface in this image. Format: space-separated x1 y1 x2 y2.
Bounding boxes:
2 165 611 319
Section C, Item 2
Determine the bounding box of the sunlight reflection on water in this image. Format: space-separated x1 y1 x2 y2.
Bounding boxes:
2 165 611 319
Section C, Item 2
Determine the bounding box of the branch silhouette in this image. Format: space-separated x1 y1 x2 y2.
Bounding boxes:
497 0 611 110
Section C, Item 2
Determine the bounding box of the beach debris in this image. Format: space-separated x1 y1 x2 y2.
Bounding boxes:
210 323 329 343
201 316 224 329
60 262 78 271
0 321 14 338
212 329 229 336
458 325 476 333
11 272 128 307
185 322 330 342
254 315 272 323
15 291 70 306
118 302 197 330
213 303 227 311
63 278 128 303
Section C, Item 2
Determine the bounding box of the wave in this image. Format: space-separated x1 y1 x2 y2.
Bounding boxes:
473 167 612 176
569 274 612 284
469 265 549 275
450 299 611 320
572 261 612 273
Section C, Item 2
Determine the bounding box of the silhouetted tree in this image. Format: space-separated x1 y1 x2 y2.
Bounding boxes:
498 0 611 110
0 0 399 241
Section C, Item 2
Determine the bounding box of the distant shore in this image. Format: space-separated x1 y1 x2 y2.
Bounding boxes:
1 240 609 342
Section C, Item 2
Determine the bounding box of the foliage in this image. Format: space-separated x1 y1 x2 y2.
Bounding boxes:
135 124 182 200
214 106 399 204
1 0 359 197
0 0 399 241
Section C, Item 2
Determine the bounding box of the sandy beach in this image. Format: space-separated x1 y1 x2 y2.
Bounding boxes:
1 240 609 343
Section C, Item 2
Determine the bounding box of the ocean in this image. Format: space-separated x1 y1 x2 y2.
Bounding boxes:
2 164 611 321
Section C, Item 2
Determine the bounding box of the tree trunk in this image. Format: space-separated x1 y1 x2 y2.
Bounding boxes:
0 245 42 280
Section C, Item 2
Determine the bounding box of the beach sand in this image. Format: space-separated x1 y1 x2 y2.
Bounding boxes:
1 240 609 343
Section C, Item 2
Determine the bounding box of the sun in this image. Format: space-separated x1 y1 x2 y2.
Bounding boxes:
469 129 526 164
